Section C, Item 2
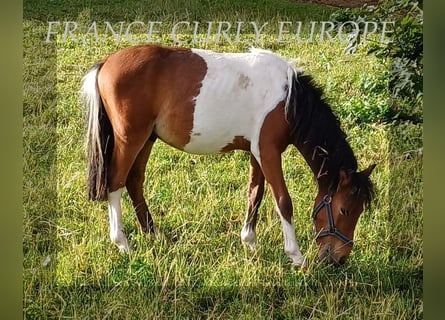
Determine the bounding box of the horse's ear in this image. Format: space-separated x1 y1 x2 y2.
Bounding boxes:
361 164 376 177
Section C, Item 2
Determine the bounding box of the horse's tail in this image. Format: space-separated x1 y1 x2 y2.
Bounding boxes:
81 61 113 201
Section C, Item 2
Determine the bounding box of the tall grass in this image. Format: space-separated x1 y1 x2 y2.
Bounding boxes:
24 0 422 318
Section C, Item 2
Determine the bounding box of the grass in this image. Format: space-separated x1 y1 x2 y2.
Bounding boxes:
24 0 422 318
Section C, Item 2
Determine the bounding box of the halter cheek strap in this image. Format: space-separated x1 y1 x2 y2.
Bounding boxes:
312 195 353 247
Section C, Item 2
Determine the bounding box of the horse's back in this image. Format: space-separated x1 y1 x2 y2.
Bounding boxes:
97 45 291 155
184 48 290 154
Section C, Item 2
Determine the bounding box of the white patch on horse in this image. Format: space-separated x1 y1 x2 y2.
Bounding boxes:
185 48 291 165
108 188 130 252
275 204 306 267
241 224 257 250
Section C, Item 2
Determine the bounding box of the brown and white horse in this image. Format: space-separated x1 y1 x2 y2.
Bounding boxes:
82 44 375 267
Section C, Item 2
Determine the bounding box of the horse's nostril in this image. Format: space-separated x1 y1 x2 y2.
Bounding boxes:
337 256 347 266
319 246 348 266
319 246 334 264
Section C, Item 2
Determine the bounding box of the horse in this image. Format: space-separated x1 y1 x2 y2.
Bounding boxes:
81 44 375 267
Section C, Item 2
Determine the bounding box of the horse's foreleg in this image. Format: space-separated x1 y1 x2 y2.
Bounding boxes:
260 151 306 268
241 154 265 250
126 137 156 234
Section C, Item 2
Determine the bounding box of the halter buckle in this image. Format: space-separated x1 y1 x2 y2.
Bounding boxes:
323 194 332 204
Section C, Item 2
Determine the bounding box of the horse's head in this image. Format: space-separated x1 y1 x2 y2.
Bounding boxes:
312 164 375 266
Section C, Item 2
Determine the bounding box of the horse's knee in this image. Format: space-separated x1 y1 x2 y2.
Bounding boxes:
276 195 293 221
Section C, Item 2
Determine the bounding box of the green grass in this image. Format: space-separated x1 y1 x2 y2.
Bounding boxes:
24 0 422 318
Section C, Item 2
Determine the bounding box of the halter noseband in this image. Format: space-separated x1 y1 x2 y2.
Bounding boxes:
312 195 353 247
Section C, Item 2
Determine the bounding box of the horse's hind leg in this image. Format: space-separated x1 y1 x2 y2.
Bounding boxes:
108 187 129 252
126 136 156 234
241 154 265 250
107 133 151 252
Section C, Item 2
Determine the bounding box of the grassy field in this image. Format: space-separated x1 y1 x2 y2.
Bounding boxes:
23 0 422 318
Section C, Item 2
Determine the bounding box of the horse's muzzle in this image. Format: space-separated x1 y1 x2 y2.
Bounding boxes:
318 244 348 266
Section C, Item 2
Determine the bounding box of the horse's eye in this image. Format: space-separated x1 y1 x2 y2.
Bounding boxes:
340 208 350 216
350 186 358 195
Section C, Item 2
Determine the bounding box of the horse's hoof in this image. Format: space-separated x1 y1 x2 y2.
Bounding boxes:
118 244 130 253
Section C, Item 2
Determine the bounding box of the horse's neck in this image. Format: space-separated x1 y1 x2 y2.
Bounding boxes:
294 138 356 192
296 143 331 190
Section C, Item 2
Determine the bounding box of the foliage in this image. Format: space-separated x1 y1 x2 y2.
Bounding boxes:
332 0 423 123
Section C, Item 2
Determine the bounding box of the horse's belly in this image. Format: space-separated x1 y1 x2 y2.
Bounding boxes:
183 122 250 154
183 83 264 154
182 102 253 154
154 104 251 154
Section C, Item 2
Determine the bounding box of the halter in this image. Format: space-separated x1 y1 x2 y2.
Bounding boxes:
312 195 353 247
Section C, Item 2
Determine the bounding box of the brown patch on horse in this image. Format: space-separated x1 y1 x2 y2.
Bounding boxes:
152 49 208 149
98 45 207 151
259 101 291 154
220 135 251 152
257 101 292 224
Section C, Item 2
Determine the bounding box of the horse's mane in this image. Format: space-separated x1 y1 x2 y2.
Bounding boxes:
285 70 374 207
